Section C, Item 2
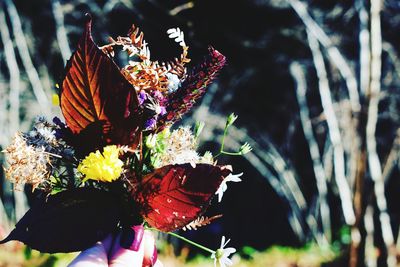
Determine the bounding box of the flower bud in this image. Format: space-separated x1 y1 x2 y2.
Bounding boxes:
145 134 157 149
226 113 238 127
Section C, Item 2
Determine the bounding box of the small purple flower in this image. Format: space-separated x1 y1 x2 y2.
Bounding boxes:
144 118 157 130
52 116 65 128
138 91 147 105
53 117 67 139
152 90 163 100
160 106 167 116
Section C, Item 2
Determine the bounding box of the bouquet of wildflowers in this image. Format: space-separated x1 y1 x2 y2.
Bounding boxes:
0 15 250 267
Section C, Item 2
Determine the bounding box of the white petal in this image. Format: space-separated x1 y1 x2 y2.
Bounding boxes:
224 247 236 255
167 28 177 34
227 172 243 182
221 182 228 192
220 236 226 249
221 257 233 266
216 186 224 202
228 177 242 182
223 238 231 248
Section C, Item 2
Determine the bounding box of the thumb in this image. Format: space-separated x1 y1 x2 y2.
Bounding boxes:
67 235 114 267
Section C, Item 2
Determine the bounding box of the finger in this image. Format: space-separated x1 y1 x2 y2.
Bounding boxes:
142 231 157 267
108 232 146 267
67 236 112 267
120 225 144 251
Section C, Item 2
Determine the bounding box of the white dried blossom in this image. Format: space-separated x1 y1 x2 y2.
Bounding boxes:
27 117 58 147
166 73 181 93
3 133 51 190
157 127 214 167
158 127 198 167
198 151 215 165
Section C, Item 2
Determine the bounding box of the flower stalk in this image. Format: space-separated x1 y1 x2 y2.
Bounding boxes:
146 227 215 254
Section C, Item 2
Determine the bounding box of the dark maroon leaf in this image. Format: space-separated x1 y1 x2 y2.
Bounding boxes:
0 188 122 253
135 163 232 232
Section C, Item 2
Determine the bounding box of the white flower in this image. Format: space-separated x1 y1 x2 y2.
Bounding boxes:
166 73 181 93
215 173 243 202
167 27 186 47
211 236 236 267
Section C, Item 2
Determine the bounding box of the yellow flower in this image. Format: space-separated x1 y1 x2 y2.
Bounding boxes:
77 145 123 182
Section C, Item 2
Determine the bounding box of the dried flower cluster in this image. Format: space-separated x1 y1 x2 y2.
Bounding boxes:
100 26 191 130
147 126 214 168
3 117 75 191
4 133 51 190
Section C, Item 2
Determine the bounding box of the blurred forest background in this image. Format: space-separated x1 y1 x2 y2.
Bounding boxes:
2 0 400 266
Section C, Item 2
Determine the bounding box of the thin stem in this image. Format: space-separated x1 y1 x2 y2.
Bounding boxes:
219 151 243 156
43 151 62 158
219 125 229 153
217 125 244 157
146 227 215 254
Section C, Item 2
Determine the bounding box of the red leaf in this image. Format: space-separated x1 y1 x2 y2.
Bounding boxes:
135 163 232 232
60 17 141 147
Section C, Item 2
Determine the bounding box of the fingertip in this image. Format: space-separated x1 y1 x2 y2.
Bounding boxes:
120 225 145 251
143 231 157 267
109 232 145 267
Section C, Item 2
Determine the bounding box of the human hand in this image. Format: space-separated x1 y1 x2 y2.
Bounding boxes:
68 227 162 267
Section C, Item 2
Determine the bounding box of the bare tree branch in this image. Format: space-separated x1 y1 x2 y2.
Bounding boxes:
367 1 395 265
287 0 360 114
383 42 400 81
51 0 72 64
4 0 50 116
0 6 19 138
304 31 356 225
291 61 330 244
356 0 371 95
227 135 307 242
0 2 27 227
382 129 400 184
364 205 377 267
